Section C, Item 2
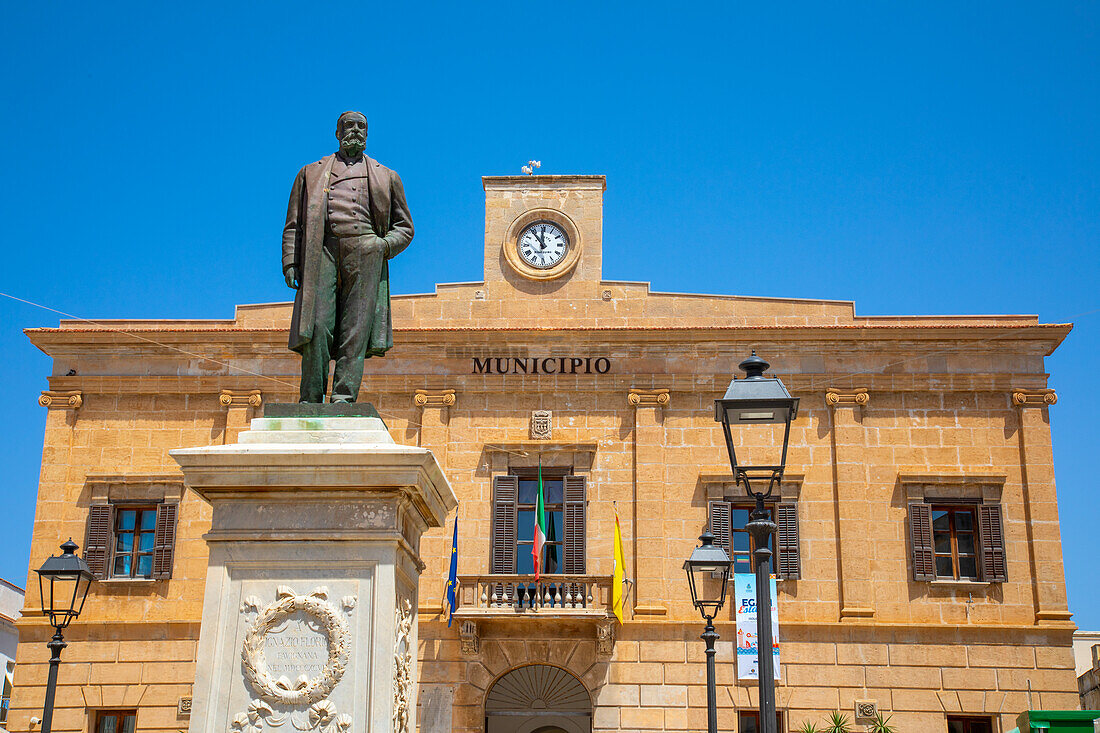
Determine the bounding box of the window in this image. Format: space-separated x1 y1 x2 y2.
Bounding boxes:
84 503 178 580
737 710 784 732
709 500 800 579
517 476 564 575
932 506 978 580
94 710 137 733
112 507 157 578
490 473 586 575
909 502 1006 582
946 715 993 733
1 662 12 727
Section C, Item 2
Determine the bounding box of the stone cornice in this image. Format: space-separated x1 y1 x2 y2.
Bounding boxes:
628 388 670 406
25 323 1072 352
43 373 1055 397
413 389 456 407
1011 388 1058 407
38 390 82 409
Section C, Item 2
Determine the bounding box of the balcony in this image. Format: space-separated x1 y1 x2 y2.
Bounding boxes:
452 574 616 654
454 574 613 617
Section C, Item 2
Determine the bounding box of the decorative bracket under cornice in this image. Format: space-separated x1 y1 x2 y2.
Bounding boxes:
219 390 262 408
413 389 456 407
38 390 82 409
1011 389 1057 407
627 388 670 406
825 388 869 407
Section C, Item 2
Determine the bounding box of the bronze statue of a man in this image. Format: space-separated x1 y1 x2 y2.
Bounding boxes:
282 111 414 403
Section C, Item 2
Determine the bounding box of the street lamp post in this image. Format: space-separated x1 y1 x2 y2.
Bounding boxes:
35 539 95 733
714 352 798 733
683 530 732 733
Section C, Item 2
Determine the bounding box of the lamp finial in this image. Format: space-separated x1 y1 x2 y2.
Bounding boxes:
739 352 769 379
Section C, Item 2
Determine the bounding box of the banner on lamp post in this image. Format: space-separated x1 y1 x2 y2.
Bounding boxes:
734 573 780 680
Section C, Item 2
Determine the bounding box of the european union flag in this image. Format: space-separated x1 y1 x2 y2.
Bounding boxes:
446 513 459 627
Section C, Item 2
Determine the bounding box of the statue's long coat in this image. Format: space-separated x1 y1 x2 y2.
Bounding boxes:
282 153 414 353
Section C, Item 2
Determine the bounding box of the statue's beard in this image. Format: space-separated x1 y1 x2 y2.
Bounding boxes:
340 134 366 157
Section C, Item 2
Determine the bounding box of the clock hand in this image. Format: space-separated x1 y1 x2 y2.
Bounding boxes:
535 229 547 249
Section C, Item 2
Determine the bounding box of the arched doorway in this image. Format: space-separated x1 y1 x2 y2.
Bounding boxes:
484 664 591 733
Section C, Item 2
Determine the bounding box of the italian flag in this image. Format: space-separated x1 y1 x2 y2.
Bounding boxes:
532 462 547 581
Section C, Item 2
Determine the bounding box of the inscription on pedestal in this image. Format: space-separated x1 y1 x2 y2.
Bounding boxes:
265 613 329 678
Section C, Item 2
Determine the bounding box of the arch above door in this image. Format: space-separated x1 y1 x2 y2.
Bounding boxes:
485 664 591 733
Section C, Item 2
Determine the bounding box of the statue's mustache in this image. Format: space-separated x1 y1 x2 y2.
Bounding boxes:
342 133 365 145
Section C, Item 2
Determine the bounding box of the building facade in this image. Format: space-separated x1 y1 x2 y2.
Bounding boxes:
0 579 23 731
9 175 1081 733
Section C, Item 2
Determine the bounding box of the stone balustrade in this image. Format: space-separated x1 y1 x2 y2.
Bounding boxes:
454 574 613 617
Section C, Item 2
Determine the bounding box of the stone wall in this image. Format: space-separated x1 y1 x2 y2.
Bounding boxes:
417 621 1079 732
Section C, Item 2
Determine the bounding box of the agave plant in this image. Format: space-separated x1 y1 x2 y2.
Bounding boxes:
823 710 852 733
795 721 821 733
869 712 895 733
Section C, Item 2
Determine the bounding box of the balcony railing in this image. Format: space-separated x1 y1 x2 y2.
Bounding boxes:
453 574 613 618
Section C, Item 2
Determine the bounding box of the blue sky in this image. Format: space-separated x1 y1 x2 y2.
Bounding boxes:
2 3 1098 626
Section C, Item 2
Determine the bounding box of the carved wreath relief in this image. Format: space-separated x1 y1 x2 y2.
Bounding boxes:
393 599 414 733
232 586 356 733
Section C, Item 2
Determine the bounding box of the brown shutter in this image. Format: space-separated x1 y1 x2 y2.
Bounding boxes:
84 504 113 580
908 503 935 581
563 476 587 575
708 500 732 559
152 503 179 580
978 504 1007 582
491 476 518 574
776 502 801 580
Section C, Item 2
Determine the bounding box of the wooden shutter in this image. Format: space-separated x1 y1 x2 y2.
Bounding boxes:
84 504 113 580
152 503 179 580
491 476 518 574
708 500 732 558
776 502 801 580
908 503 935 581
563 476 587 575
978 504 1007 582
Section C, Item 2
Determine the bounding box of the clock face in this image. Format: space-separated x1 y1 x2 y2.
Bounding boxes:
518 221 568 269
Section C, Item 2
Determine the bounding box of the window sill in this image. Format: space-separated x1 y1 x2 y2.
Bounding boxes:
97 577 161 586
930 579 992 587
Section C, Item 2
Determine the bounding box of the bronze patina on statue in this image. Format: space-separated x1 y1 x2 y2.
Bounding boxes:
282 111 414 404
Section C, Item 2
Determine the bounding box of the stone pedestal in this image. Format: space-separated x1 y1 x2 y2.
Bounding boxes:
171 415 456 733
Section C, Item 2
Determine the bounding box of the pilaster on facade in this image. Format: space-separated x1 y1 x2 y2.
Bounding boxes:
826 389 875 620
413 389 454 464
1011 387 1073 625
629 387 670 616
218 389 262 445
39 389 83 431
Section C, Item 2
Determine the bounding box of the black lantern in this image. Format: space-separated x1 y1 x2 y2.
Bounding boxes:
35 539 95 733
683 531 732 619
683 531 732 733
715 351 799 499
714 351 796 733
36 539 94 629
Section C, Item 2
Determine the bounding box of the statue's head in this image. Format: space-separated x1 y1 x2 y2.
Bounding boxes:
335 111 368 158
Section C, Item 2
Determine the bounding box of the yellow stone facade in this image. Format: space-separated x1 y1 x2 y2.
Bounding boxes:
9 175 1079 732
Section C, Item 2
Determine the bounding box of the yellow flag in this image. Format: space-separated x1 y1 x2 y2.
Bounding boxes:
612 510 626 624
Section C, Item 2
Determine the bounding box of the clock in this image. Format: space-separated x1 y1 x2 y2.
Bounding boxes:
517 221 568 270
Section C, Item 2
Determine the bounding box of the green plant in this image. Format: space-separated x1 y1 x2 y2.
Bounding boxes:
868 712 895 733
823 710 853 733
795 722 821 733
